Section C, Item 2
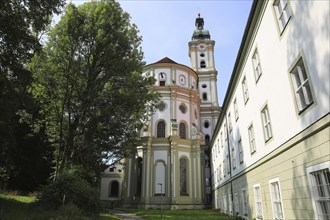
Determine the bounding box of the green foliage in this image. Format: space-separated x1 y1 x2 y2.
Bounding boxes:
37 168 101 216
56 202 84 219
0 0 65 193
28 1 159 177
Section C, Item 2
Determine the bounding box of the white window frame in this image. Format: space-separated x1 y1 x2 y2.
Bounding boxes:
269 178 285 220
242 187 248 217
232 144 236 169
228 112 232 132
229 192 233 214
248 123 256 154
273 0 292 33
290 57 314 114
234 192 239 215
261 105 273 142
252 48 262 82
242 76 249 104
306 161 330 220
253 183 263 219
234 98 239 121
238 137 244 164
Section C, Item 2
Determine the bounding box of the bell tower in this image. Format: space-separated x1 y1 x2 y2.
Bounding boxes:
188 14 220 141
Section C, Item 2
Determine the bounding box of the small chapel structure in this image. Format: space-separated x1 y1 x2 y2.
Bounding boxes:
100 14 220 209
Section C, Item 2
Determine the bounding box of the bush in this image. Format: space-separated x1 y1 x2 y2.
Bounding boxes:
56 202 83 219
37 168 101 216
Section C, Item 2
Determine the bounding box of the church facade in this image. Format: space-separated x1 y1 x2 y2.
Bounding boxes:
100 15 220 209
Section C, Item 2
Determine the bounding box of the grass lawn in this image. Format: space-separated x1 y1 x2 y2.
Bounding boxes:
117 208 238 220
0 193 240 220
0 193 118 220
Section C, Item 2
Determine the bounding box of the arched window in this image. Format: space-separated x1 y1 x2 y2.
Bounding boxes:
205 134 210 146
179 123 186 139
136 157 143 196
180 158 188 195
155 161 165 195
200 61 206 68
157 121 165 138
202 93 208 101
109 181 119 197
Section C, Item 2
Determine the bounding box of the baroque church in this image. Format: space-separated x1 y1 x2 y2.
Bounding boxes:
100 14 220 209
101 1 330 218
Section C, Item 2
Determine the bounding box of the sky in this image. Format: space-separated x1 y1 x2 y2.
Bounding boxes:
62 0 253 104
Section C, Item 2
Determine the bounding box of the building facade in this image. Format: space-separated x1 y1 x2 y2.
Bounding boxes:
101 15 220 209
210 1 330 220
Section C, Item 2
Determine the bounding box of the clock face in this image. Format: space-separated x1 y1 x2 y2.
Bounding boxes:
159 72 166 79
179 75 186 85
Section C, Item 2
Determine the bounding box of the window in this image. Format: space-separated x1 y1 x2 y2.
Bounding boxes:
159 81 165 86
179 123 186 139
242 188 248 216
157 121 165 138
205 134 210 146
204 121 209 128
155 161 166 195
109 181 119 197
269 178 284 220
202 93 208 101
234 98 239 120
180 158 188 195
228 113 232 131
248 124 256 154
307 162 330 220
136 157 143 196
200 53 205 57
290 58 314 113
261 105 273 142
252 48 262 81
179 104 187 114
200 61 206 68
232 144 236 169
202 84 207 88
229 193 233 214
238 138 244 164
254 184 263 219
273 0 292 33
234 193 239 215
242 77 249 103
157 102 166 111
219 164 222 180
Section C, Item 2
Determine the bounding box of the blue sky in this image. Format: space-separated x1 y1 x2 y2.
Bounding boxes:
64 0 253 104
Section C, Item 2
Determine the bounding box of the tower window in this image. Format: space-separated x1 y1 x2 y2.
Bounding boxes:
202 93 208 101
205 134 210 146
200 61 206 68
159 80 165 86
200 53 205 57
179 123 186 139
204 121 209 129
157 121 166 138
202 84 207 88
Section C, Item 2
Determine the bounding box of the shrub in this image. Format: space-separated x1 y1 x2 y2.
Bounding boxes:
37 168 101 216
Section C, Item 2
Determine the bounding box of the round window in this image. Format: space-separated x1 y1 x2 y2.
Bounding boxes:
158 102 166 111
179 105 186 114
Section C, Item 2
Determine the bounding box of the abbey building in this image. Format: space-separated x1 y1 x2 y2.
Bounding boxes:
101 0 330 218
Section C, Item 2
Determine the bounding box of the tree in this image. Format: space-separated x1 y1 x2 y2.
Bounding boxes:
0 0 64 191
28 1 158 179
